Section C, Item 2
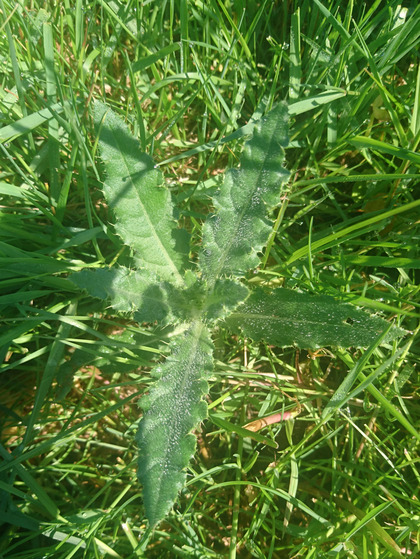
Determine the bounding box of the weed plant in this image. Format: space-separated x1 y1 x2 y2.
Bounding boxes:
0 1 419 558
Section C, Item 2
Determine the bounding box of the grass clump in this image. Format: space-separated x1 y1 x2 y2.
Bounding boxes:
1 1 419 557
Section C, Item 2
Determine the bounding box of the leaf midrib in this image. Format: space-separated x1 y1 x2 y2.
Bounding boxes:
152 321 208 517
229 311 372 329
111 127 184 285
205 125 280 285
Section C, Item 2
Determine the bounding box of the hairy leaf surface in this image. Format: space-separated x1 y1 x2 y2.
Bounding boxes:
94 102 188 285
72 101 407 530
137 321 213 526
199 103 289 284
71 267 170 323
226 287 404 348
204 278 249 321
72 267 213 325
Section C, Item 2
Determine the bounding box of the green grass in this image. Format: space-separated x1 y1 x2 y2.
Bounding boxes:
0 0 419 557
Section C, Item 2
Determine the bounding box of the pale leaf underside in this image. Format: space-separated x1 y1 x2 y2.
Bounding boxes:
137 321 214 526
226 287 404 349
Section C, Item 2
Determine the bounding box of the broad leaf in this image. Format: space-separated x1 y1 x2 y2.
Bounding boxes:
137 321 214 526
71 267 171 323
94 101 189 285
204 278 249 321
226 287 404 348
199 103 289 285
69 101 408 531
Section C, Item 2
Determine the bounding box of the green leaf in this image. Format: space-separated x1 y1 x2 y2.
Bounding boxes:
132 43 181 73
199 103 289 285
137 321 214 526
72 267 212 324
0 103 63 143
209 413 278 449
94 101 189 285
349 135 420 165
322 335 404 423
71 267 170 323
204 278 249 321
225 287 405 349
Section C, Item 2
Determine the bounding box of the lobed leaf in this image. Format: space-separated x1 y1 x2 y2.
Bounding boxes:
204 278 249 321
71 267 215 325
94 101 189 285
71 267 170 323
225 287 405 349
199 103 289 285
137 321 214 526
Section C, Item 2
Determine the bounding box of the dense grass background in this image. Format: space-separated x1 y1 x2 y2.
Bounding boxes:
1 0 419 557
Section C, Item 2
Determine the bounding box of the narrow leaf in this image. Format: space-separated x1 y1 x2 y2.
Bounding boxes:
209 414 278 448
288 91 346 115
137 321 213 526
226 287 405 349
132 43 180 73
199 103 289 284
349 135 420 165
0 103 63 143
322 337 404 422
94 101 188 284
286 198 420 265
